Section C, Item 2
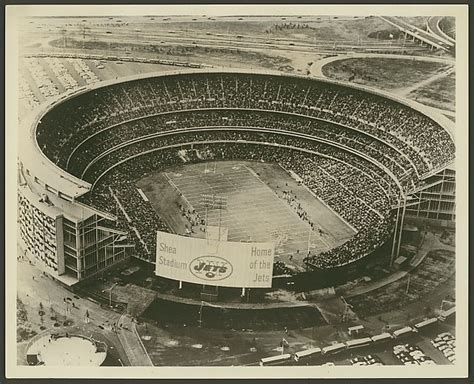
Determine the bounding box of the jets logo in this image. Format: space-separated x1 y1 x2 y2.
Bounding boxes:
190 256 233 281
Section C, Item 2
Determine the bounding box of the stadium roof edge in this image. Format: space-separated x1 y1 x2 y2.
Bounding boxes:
20 99 92 200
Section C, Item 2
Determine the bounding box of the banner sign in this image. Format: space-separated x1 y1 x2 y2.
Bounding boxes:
155 231 274 288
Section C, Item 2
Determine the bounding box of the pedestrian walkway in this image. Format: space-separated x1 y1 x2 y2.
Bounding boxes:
393 66 455 97
116 314 153 366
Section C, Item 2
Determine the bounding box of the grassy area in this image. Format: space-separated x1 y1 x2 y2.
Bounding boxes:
322 58 452 91
50 37 293 71
39 15 395 43
439 16 455 39
169 16 393 42
407 71 455 112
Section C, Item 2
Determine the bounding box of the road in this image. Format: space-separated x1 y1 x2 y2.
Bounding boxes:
116 313 154 366
379 16 453 52
16 247 148 366
427 16 455 45
309 52 454 77
20 22 424 61
393 66 455 97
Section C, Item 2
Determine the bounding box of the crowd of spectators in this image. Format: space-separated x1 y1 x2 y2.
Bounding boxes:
62 109 415 185
33 73 454 270
80 141 393 269
36 73 454 177
80 130 400 203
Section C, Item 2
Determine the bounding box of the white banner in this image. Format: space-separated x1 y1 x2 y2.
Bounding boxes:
155 231 274 288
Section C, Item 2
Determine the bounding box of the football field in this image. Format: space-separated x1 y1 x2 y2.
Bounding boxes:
138 161 355 271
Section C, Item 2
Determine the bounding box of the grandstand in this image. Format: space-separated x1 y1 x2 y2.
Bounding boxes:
18 69 455 289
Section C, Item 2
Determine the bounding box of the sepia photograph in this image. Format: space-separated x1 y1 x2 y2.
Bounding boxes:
4 3 469 379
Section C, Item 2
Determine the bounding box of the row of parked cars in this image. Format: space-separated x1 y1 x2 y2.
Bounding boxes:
18 75 40 110
350 354 384 366
67 58 100 85
393 344 436 366
24 58 60 98
44 57 79 91
431 332 455 364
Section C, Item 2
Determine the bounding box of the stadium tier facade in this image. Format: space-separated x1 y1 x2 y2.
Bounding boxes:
18 69 455 288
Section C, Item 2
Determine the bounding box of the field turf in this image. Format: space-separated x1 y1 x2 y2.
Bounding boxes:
137 160 355 271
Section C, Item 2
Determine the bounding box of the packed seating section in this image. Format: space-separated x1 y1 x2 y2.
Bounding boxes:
62 109 415 183
80 142 392 269
36 73 454 175
33 73 455 271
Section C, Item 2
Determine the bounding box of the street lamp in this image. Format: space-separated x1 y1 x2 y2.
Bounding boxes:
198 300 204 328
197 300 221 327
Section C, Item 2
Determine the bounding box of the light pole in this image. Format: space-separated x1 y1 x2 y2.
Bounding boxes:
390 193 402 267
396 195 408 260
198 300 204 328
391 169 413 266
306 226 311 255
197 300 221 327
109 282 119 307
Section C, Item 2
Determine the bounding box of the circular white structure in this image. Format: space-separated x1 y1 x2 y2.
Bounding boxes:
26 334 107 366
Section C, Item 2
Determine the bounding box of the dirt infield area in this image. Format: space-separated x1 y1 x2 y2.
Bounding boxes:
137 160 355 272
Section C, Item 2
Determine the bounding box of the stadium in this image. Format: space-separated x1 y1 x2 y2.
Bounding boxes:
19 68 455 299
10 9 465 369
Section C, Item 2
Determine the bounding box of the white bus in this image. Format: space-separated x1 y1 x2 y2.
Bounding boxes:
260 354 292 366
345 337 372 349
294 347 322 362
321 343 346 355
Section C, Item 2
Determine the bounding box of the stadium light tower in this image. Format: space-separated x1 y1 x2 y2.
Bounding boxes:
390 169 414 267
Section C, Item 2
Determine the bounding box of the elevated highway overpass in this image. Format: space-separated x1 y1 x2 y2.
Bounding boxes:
379 16 453 53
427 16 455 45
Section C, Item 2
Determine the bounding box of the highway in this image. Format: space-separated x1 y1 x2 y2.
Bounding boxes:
20 23 424 59
427 16 455 45
379 16 453 52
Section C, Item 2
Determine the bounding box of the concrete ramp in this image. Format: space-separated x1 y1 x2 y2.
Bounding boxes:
313 297 359 325
116 284 157 318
